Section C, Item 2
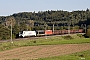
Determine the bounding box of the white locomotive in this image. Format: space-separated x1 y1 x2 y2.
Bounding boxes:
19 31 36 37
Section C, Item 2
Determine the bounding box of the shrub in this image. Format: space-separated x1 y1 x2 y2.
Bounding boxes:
33 40 36 43
86 29 90 38
77 34 83 37
63 35 73 40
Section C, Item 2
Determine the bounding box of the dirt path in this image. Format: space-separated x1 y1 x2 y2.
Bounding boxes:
0 43 90 60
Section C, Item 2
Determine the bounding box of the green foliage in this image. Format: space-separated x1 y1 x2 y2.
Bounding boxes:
62 35 73 40
0 24 11 40
87 25 90 29
74 26 79 29
77 34 83 37
0 9 90 31
86 29 90 37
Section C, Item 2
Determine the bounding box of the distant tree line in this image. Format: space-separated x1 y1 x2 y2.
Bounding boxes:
0 8 90 40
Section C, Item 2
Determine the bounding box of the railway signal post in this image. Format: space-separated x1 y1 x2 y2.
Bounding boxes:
68 24 70 34
11 18 13 43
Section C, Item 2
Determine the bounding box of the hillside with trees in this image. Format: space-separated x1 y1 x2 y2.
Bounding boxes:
0 8 90 40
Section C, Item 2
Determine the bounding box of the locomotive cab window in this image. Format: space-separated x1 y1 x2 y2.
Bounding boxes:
19 31 23 34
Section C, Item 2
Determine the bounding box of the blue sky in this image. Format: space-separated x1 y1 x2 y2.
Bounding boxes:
0 0 90 16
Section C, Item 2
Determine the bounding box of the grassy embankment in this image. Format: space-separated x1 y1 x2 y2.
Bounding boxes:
0 34 90 51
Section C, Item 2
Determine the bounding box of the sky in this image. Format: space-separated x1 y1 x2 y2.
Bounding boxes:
0 0 90 16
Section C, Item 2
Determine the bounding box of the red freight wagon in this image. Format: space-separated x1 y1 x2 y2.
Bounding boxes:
78 29 83 33
45 30 53 35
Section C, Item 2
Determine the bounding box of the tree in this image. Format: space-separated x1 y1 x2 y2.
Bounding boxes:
86 29 90 37
0 24 10 40
86 8 89 12
19 23 27 31
12 25 20 38
5 16 16 28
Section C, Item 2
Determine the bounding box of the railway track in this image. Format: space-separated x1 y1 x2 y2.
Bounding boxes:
0 33 85 43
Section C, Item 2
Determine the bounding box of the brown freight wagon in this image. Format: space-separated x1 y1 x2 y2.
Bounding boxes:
78 29 83 33
53 30 61 35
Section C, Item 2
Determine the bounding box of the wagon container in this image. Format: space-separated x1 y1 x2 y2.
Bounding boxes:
36 30 45 36
45 30 53 35
70 30 74 33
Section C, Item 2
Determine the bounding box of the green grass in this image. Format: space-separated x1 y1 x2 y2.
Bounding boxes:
36 38 90 45
38 50 90 60
0 35 90 51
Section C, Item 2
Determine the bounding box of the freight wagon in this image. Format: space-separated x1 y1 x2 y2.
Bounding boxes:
45 30 53 35
36 30 45 36
36 30 53 36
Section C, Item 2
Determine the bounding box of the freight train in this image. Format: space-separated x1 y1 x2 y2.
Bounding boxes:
19 29 84 37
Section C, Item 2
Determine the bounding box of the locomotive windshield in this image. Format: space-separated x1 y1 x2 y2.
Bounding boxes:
19 31 23 34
